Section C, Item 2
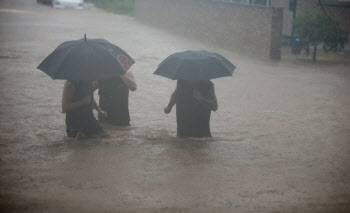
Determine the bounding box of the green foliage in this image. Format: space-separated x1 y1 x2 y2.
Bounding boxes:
86 0 135 16
293 12 348 61
323 18 348 52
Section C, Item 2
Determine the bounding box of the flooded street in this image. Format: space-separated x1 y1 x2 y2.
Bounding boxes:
1 0 350 212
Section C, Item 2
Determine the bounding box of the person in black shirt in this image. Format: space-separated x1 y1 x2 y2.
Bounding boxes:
164 80 218 138
98 71 137 126
62 80 107 139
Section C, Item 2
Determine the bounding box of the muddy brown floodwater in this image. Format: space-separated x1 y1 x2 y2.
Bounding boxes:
1 0 350 212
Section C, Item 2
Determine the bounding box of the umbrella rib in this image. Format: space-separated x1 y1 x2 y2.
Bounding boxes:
90 42 127 74
96 43 133 75
52 43 80 79
154 51 235 80
38 38 135 80
172 59 184 80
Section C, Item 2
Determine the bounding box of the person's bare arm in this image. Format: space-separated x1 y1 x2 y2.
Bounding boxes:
193 85 218 111
164 88 177 114
120 71 137 91
62 82 91 113
92 95 107 117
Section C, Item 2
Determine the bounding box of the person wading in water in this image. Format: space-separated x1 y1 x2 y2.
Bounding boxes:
62 80 107 139
98 71 137 126
164 80 218 138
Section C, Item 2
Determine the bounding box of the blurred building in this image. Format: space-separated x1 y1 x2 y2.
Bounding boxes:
226 0 271 6
136 0 283 59
226 0 350 49
136 0 349 58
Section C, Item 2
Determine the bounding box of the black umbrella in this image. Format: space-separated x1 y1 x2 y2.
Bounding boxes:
154 50 235 80
37 35 134 80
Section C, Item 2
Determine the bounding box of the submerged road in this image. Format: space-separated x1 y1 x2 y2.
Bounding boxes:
1 0 350 212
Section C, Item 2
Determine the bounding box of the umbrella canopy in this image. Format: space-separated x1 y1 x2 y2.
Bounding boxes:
154 50 235 80
37 35 134 80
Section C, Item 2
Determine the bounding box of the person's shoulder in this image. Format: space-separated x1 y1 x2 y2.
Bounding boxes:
127 71 134 79
65 80 72 86
177 80 183 86
64 81 76 90
206 80 214 89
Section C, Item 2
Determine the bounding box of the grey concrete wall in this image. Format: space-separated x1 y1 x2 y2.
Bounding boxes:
135 0 283 59
271 0 293 37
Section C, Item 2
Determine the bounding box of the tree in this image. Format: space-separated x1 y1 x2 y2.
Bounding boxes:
293 13 348 62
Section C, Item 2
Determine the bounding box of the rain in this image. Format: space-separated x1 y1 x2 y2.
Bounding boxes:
0 0 350 212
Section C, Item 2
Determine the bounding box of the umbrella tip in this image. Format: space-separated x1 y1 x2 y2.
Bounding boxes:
84 34 87 42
